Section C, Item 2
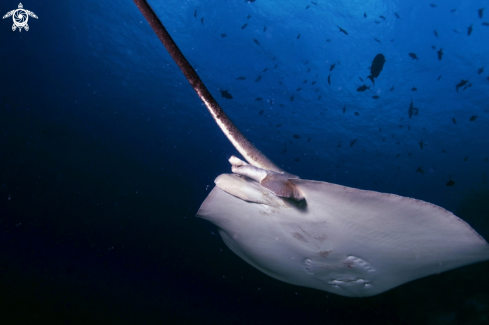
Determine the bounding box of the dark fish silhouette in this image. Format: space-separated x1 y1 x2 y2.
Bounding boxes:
241 23 248 29
364 12 367 18
453 29 459 33
450 8 456 12
311 81 316 85
379 15 386 20
255 97 263 101
263 67 268 72
305 5 310 9
483 22 489 26
416 167 424 174
236 76 246 80
367 53 386 85
354 112 360 115
479 8 484 18
247 14 251 19
219 89 233 99
293 134 300 139
290 95 294 102
221 33 227 38
255 76 261 82
330 63 336 71
374 38 381 43
446 179 455 186
337 25 348 35
478 67 484 74
328 74 331 85
430 4 437 8
434 30 438 38
395 12 400 19
390 86 394 91
372 95 379 100
374 21 380 24
274 63 278 69
456 79 468 91
263 26 267 31
297 33 301 39
342 105 346 114
253 38 260 45
437 48 443 60
359 77 364 82
303 80 308 84
419 141 424 149
259 110 264 115
201 17 204 24
452 118 456 124
409 53 419 60
431 45 436 49
468 25 473 35
296 87 301 91
311 1 318 5
412 87 417 91
437 75 442 81
470 115 478 121
350 139 357 147
408 98 419 118
194 9 197 18
356 84 370 92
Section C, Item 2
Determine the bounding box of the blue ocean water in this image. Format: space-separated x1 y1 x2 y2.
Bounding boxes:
0 0 488 323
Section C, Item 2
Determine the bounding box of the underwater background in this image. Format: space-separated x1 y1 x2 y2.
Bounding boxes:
1 0 488 324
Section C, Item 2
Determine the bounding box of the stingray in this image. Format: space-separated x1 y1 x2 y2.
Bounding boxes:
133 0 489 297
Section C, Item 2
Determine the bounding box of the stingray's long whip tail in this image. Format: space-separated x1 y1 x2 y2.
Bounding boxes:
132 0 283 173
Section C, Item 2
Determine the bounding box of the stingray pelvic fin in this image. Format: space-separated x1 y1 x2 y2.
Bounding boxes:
228 156 304 201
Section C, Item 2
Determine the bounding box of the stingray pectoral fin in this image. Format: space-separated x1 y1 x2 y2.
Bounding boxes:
198 177 489 297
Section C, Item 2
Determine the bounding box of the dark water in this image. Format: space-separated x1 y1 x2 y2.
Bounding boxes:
1 0 488 324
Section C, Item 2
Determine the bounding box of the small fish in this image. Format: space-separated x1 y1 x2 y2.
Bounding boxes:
311 81 316 85
290 95 294 102
236 76 246 80
255 97 263 101
453 29 459 33
456 79 468 91
337 25 348 35
452 118 456 124
446 179 455 186
293 134 301 139
303 80 308 84
307 137 312 142
342 105 346 114
350 139 358 147
470 115 478 121
483 22 489 26
437 48 443 60
412 87 417 91
379 15 386 20
305 5 310 9
374 38 381 43
367 53 386 85
201 17 204 24
311 1 318 5
307 67 311 73
354 112 360 116
419 141 424 149
326 39 331 42
394 12 400 19
219 89 233 99
253 38 260 45
296 87 301 91
247 14 251 19
437 75 442 81
359 77 364 82
478 67 484 74
274 63 278 69
317 95 321 100
221 33 227 38
194 9 197 18
468 25 473 36
434 30 438 38
431 45 436 49
479 8 484 19
374 21 380 24
364 12 367 18
259 110 264 115
430 4 437 8
263 26 267 32
241 23 248 30
328 74 331 85
464 156 469 162
409 53 419 60
263 68 268 72
255 76 261 82
297 33 301 39
416 167 424 174
372 95 379 100
276 124 282 127
356 84 370 92
390 86 395 91
330 63 336 71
